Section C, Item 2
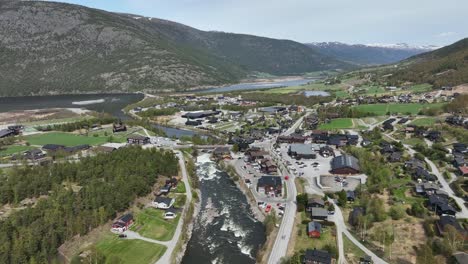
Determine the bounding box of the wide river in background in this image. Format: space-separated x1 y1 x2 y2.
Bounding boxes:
198 78 314 93
182 154 266 264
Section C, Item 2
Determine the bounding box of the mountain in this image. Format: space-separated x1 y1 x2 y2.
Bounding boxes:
0 1 351 96
306 42 436 65
387 38 468 88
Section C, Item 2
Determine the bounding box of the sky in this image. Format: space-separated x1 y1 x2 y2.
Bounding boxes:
49 0 467 46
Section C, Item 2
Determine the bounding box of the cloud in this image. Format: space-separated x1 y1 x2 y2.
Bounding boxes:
435 32 457 38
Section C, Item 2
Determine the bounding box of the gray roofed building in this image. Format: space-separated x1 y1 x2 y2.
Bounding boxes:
330 155 360 175
311 207 328 220
288 144 316 159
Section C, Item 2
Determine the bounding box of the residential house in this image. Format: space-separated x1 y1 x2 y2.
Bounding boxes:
388 152 403 163
23 149 46 160
260 159 278 174
257 176 282 197
277 134 306 144
428 195 456 216
436 216 467 240
327 134 348 148
311 208 328 221
311 131 329 143
346 134 359 145
127 135 150 145
113 122 127 133
307 221 322 238
303 249 332 264
307 198 325 211
164 208 177 219
415 182 439 196
330 155 360 175
427 131 441 142
453 143 467 154
111 213 134 233
413 167 437 182
152 197 175 209
405 158 425 170
0 129 16 139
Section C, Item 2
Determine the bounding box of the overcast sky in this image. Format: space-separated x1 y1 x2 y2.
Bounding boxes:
49 0 467 46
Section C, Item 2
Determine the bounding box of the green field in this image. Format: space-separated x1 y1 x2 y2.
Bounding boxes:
96 234 166 264
354 103 445 116
25 132 109 146
401 137 426 147
131 208 179 241
0 145 35 157
410 117 437 127
173 182 186 193
343 235 366 260
318 118 354 130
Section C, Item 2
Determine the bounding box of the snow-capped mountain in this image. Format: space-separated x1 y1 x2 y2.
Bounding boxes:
306 42 439 65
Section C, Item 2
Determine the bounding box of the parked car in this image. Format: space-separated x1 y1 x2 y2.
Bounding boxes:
118 234 127 238
265 204 272 213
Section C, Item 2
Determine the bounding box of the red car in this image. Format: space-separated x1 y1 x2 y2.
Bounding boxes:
285 175 289 180
265 204 272 213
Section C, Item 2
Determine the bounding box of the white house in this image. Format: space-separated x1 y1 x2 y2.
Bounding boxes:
152 197 175 209
164 208 177 219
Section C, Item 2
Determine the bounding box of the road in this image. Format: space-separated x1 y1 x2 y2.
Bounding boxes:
385 133 468 219
328 199 388 264
156 151 193 264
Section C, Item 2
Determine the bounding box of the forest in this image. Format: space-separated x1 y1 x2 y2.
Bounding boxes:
0 146 178 263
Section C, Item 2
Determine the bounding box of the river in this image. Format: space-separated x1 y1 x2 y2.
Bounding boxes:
197 78 315 93
182 154 266 264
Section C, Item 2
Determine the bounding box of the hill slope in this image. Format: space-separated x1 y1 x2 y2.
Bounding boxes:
306 42 435 65
388 38 468 87
0 1 351 96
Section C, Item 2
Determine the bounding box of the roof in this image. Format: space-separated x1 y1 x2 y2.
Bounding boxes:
459 166 468 175
308 221 322 232
289 144 315 155
331 155 360 171
213 147 230 155
127 134 150 140
257 176 282 187
42 144 65 151
346 191 355 199
118 213 133 223
453 252 468 264
154 197 173 205
438 215 464 232
311 207 328 217
0 129 14 138
304 249 331 264
308 198 325 206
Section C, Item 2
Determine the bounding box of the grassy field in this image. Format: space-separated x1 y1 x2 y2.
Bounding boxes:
25 132 109 146
401 137 426 147
410 117 437 127
0 145 35 156
131 208 179 241
354 103 445 116
87 127 145 143
173 182 186 193
294 212 337 253
96 233 166 264
318 118 354 130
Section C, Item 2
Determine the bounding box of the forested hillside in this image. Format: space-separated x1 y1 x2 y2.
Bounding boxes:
387 38 468 87
0 1 351 96
0 147 178 263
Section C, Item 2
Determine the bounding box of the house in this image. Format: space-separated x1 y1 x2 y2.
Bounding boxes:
349 207 365 226
42 144 66 152
413 167 437 182
307 221 322 238
427 131 441 141
453 143 467 154
257 176 282 197
127 135 150 145
164 208 177 219
0 129 16 138
452 252 468 264
260 159 278 174
436 216 467 240
277 134 306 144
459 166 468 176
311 208 328 221
288 144 317 159
113 122 127 133
95 146 117 153
330 155 360 175
415 182 439 196
185 120 202 126
111 213 134 233
405 158 425 170
404 127 415 134
245 149 269 162
311 131 329 143
346 135 359 145
327 134 348 148
346 191 356 202
152 197 175 209
307 198 325 211
359 255 372 264
428 194 456 216
213 147 231 159
23 149 46 160
303 249 332 264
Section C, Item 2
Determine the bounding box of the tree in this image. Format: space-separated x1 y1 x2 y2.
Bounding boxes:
337 190 347 206
296 194 308 212
232 144 240 153
389 205 406 220
416 244 436 264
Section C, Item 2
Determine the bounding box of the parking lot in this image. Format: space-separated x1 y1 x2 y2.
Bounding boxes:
319 175 362 192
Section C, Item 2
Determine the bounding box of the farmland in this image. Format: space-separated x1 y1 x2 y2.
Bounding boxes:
96 233 166 264
0 145 35 157
353 103 445 116
25 132 109 146
318 118 354 130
